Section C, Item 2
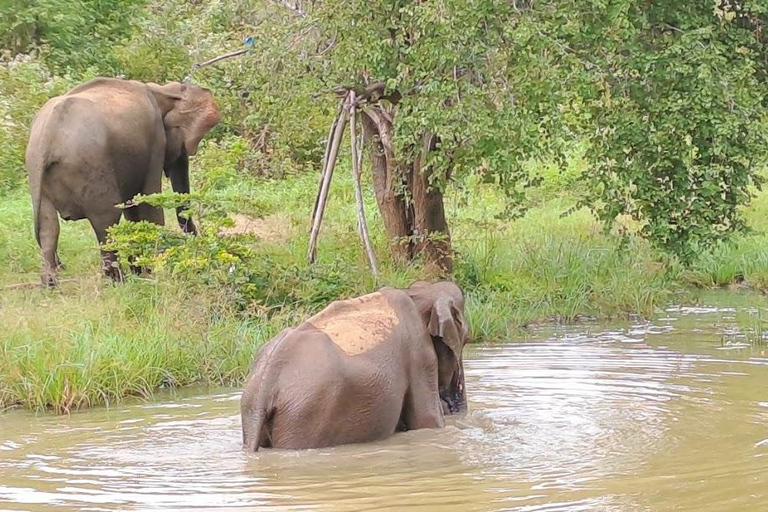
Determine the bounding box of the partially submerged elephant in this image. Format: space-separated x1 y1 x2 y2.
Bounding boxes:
25 77 221 286
240 280 470 451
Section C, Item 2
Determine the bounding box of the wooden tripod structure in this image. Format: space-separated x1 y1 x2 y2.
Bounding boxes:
308 91 379 277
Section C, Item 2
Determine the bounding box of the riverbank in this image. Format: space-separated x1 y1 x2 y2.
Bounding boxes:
4 308 768 510
2 165 768 412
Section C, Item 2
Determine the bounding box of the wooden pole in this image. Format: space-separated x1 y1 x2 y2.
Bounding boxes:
349 91 379 278
311 104 343 225
308 97 348 264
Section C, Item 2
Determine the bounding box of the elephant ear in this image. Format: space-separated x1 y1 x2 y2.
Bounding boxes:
148 82 221 156
147 82 183 113
428 297 466 361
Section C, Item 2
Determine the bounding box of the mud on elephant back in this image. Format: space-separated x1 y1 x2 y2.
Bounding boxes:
25 77 221 286
240 280 470 451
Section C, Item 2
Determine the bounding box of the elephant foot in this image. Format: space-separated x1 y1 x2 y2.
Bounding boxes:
179 219 197 235
104 265 125 283
41 260 59 288
41 273 59 288
129 265 152 276
101 250 124 283
127 253 152 277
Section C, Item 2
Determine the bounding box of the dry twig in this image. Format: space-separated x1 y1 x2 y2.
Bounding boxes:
3 278 76 290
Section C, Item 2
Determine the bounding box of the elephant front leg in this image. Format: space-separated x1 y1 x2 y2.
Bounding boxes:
401 370 445 431
175 206 196 235
167 152 197 235
123 201 164 276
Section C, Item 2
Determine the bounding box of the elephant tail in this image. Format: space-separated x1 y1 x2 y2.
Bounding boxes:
242 403 270 452
241 328 293 452
31 161 55 247
32 181 42 247
26 104 58 247
30 159 63 250
242 380 277 452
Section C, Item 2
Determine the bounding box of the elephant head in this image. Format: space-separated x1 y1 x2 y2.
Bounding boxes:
147 81 221 162
407 280 470 415
146 81 221 234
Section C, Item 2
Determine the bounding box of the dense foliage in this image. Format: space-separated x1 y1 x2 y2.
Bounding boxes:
0 0 145 74
551 1 768 261
3 0 768 263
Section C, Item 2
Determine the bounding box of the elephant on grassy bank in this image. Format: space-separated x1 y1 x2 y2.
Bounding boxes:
240 280 470 451
25 77 221 286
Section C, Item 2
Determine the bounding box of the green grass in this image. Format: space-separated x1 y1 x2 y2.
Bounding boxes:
0 279 293 413
3 153 768 412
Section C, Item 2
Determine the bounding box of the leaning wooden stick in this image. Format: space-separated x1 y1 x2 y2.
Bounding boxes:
184 43 252 82
348 91 379 277
311 104 343 225
307 96 348 264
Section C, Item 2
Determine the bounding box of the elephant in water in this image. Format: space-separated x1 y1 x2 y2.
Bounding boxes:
240 280 470 451
25 77 221 286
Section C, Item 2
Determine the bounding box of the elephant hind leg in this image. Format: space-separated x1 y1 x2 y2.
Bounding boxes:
122 200 165 275
37 196 61 287
88 211 124 282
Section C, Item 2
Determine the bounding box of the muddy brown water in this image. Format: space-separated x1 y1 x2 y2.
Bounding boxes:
2 303 768 511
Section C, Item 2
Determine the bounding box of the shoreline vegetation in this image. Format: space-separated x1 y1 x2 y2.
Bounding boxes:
3 166 768 413
4 1 768 413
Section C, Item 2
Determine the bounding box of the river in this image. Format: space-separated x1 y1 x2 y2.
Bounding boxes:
2 301 768 511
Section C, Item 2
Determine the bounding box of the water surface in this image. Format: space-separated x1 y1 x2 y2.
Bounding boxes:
2 303 768 511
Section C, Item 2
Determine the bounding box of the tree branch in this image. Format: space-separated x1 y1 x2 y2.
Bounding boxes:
271 0 307 17
334 82 402 106
191 48 249 71
185 47 250 82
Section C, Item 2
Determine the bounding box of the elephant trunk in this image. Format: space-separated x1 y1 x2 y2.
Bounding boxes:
440 364 467 415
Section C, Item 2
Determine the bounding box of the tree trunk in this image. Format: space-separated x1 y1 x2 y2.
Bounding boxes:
360 105 451 273
411 133 452 274
361 108 413 262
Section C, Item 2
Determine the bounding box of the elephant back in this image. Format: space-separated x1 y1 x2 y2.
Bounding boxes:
306 291 400 356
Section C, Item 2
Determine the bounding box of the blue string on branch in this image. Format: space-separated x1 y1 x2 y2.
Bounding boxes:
185 36 255 82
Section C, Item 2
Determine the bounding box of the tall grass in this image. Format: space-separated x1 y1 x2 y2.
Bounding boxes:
0 277 298 412
3 151 768 412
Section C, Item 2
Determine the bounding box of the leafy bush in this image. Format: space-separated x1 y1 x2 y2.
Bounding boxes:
106 206 359 314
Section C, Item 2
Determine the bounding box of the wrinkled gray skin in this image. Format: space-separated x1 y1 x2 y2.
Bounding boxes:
240 280 470 451
25 77 221 286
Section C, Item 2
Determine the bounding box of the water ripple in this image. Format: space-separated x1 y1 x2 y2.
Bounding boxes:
3 316 768 511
